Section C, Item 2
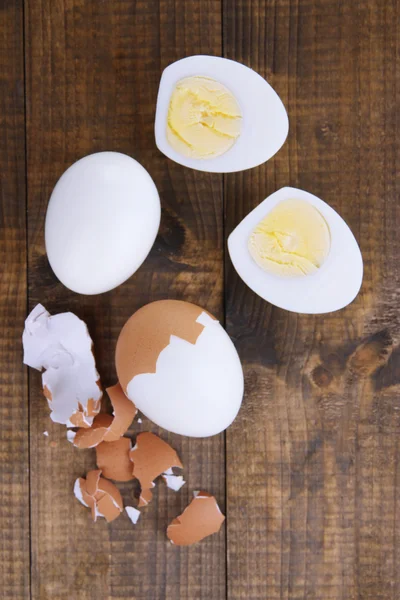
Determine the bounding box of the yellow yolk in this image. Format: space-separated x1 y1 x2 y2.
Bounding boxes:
248 199 331 277
167 76 242 159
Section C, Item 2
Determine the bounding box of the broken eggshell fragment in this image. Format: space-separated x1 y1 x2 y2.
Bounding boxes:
116 300 244 437
125 506 141 525
167 491 225 546
162 468 185 491
129 432 183 506
74 469 123 522
96 437 134 482
23 304 102 427
72 383 137 449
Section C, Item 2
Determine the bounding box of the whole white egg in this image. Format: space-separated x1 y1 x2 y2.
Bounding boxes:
155 55 288 173
115 300 244 437
228 187 363 314
45 152 161 295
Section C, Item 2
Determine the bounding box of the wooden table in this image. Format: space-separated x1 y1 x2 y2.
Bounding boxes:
1 1 399 598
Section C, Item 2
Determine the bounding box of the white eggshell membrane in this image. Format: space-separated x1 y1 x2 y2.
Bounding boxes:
45 152 161 295
23 304 102 426
155 55 289 173
127 312 244 437
125 506 141 525
228 187 363 314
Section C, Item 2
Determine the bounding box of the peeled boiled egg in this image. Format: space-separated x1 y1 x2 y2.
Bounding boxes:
115 300 244 437
155 55 288 173
228 187 363 314
45 152 160 295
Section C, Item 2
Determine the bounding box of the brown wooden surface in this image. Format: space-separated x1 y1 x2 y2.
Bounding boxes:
25 1 224 599
1 0 400 598
0 1 30 598
224 1 400 599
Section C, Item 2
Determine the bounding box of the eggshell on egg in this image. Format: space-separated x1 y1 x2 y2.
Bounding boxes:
155 55 288 172
45 152 161 295
115 300 244 437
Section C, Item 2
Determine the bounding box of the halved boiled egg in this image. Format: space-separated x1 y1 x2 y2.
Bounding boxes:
155 55 288 173
228 187 363 314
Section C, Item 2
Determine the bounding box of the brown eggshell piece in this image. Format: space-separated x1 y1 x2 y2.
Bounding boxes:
80 469 102 521
96 494 122 522
103 383 137 442
43 385 52 402
69 408 92 429
75 469 123 523
72 383 136 449
116 300 216 393
73 414 113 448
167 491 225 546
96 437 134 482
77 477 95 514
95 477 123 522
129 432 183 506
85 469 102 496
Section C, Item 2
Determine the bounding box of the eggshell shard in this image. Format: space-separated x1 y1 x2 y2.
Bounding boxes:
115 300 244 437
96 437 134 482
85 469 102 497
74 478 90 508
66 430 76 444
103 383 137 442
167 491 225 546
45 152 161 295
125 506 141 525
73 414 113 449
74 469 123 523
228 187 364 314
22 304 102 427
129 432 183 506
155 55 289 173
162 472 186 492
96 478 124 522
72 383 137 449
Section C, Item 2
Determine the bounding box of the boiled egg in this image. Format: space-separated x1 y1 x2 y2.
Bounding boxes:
45 152 160 295
115 300 244 437
155 55 288 173
228 187 363 314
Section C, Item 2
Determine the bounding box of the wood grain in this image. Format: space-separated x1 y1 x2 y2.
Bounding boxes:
0 2 30 598
224 1 400 599
25 0 225 599
1 0 398 598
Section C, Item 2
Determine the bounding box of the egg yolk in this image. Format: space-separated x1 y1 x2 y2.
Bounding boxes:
248 199 331 277
166 76 242 159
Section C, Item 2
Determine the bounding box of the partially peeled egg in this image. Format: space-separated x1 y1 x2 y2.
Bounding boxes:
115 300 244 437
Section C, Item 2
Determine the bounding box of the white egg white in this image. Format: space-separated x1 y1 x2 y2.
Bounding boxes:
45 152 160 295
155 55 289 173
228 187 363 314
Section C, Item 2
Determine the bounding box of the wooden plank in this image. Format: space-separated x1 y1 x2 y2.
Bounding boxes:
25 0 225 598
0 2 30 598
224 1 400 599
